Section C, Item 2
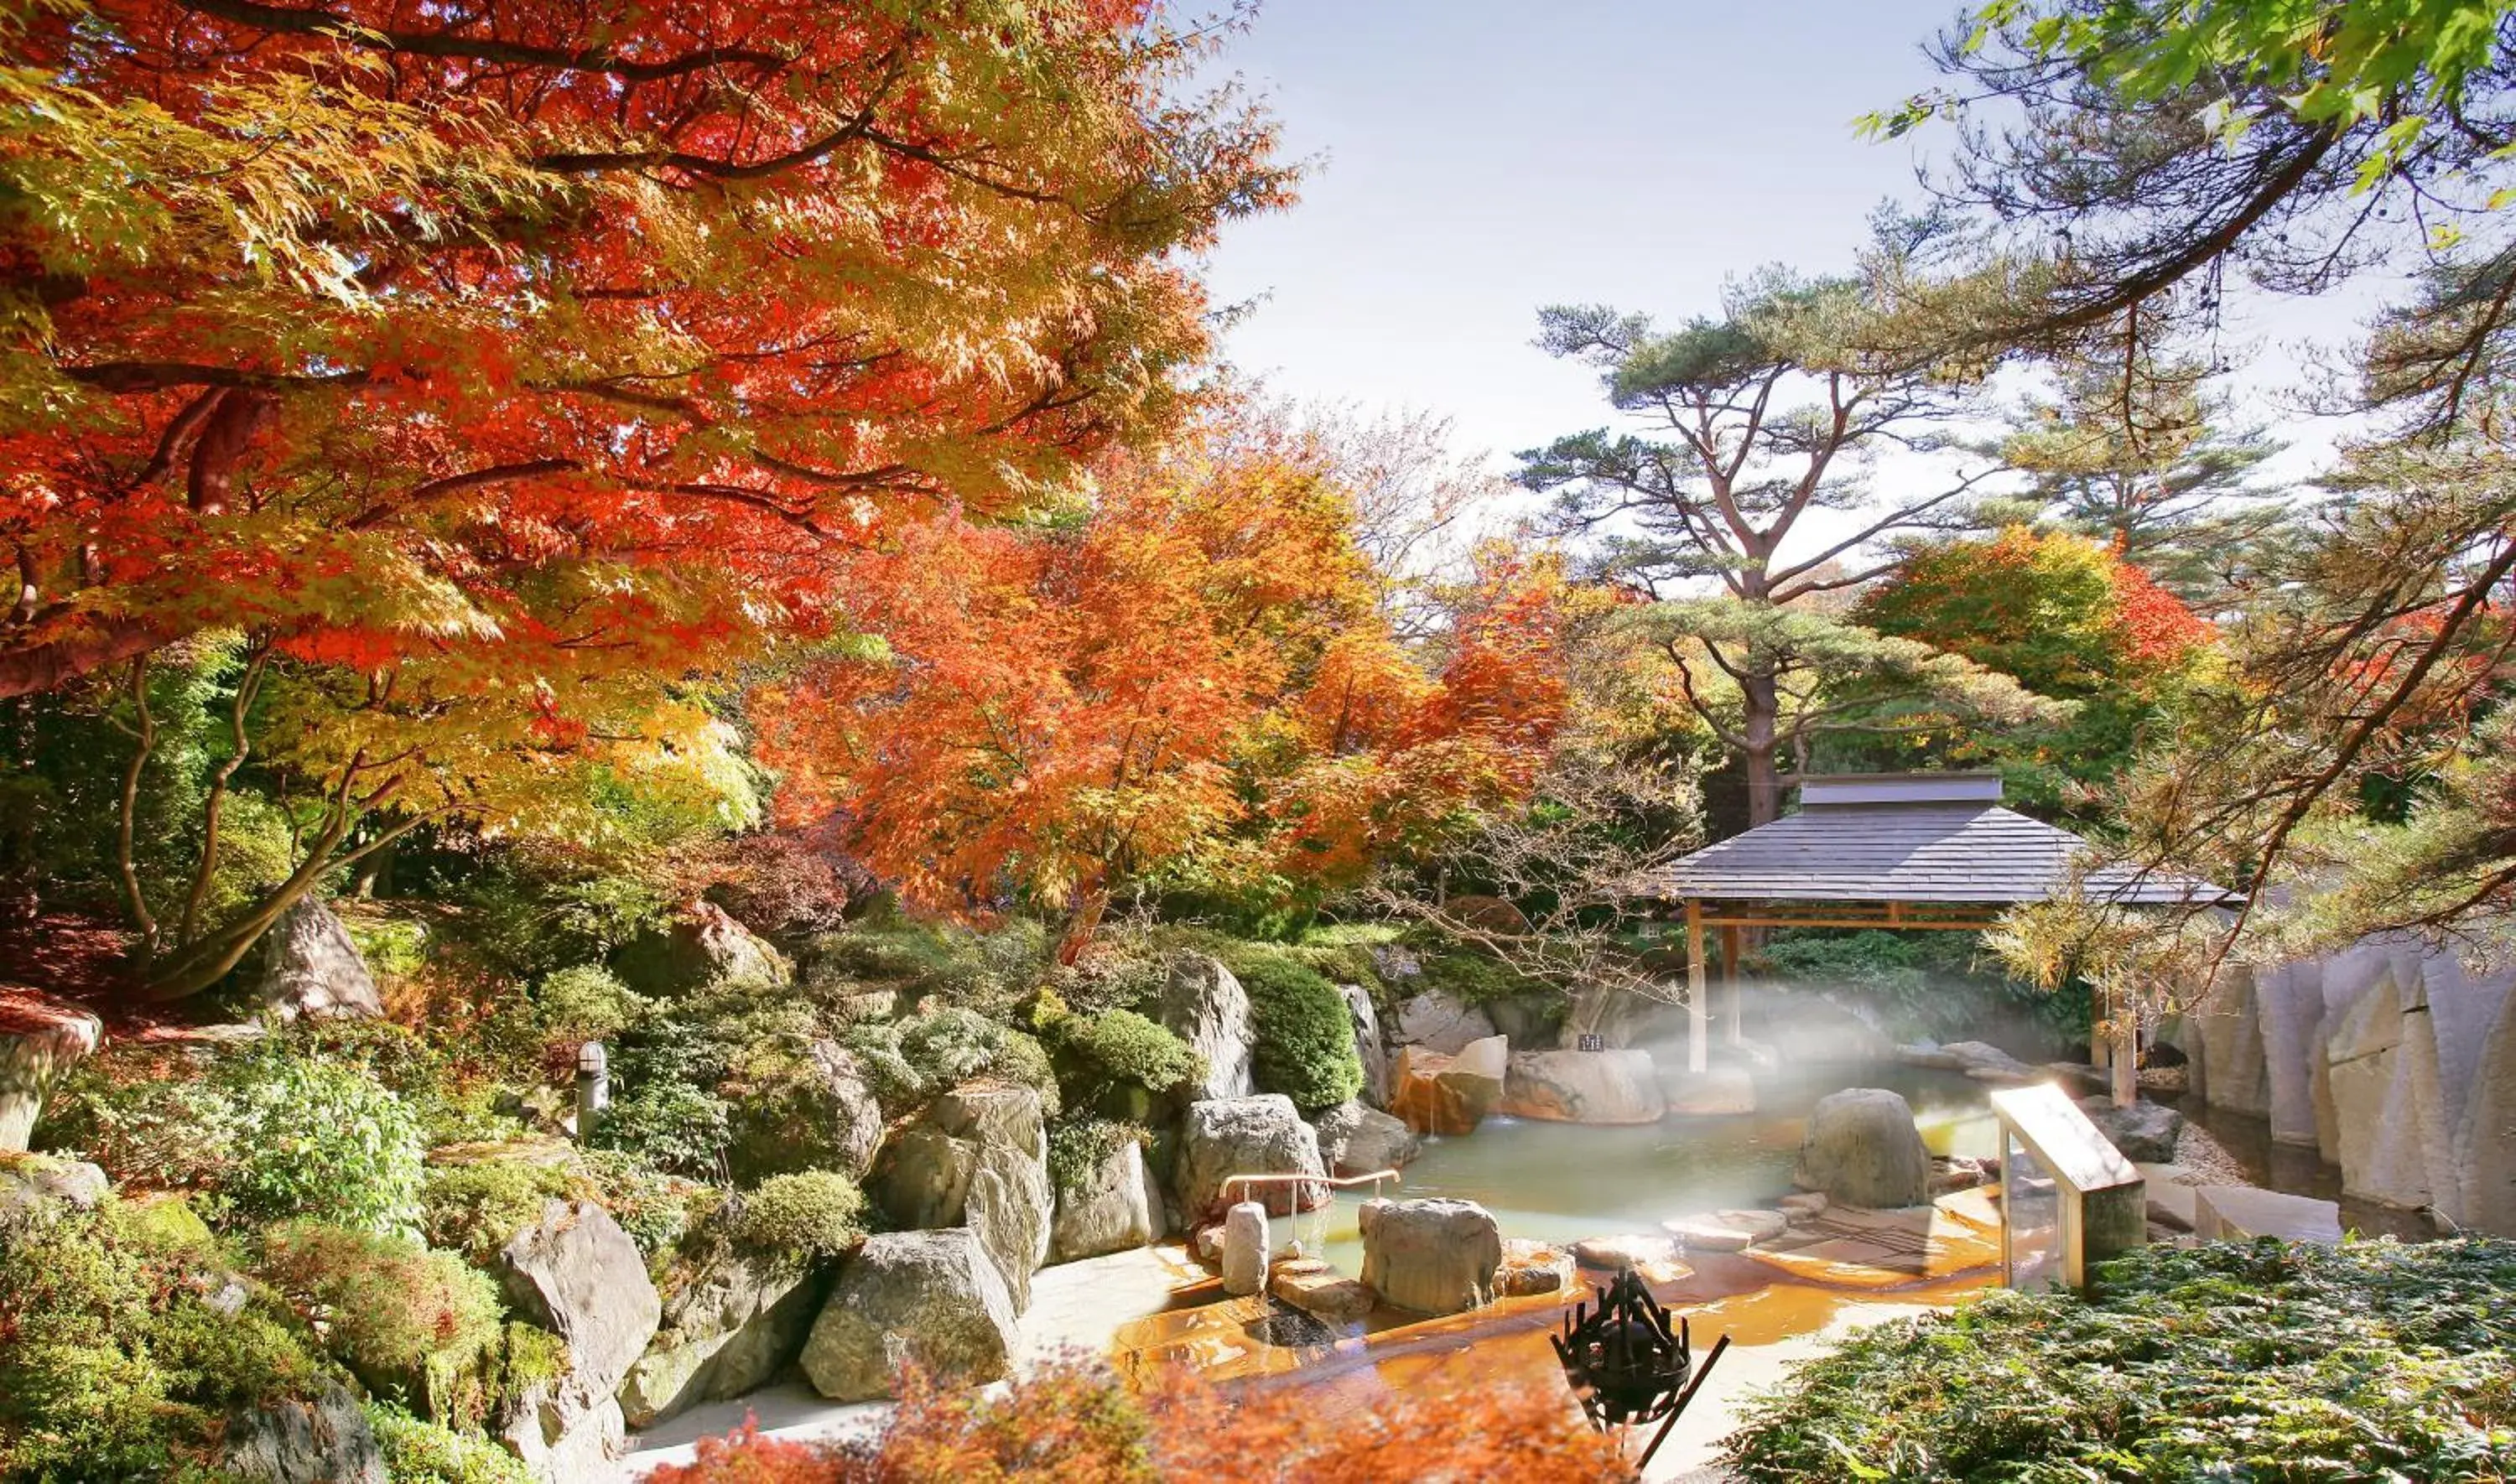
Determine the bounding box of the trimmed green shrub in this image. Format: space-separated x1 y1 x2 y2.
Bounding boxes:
0 1200 336 1481
534 963 648 1044
1724 1238 2516 1482
254 1222 502 1415
41 1047 425 1234
1047 1009 1198 1095
725 1172 865 1265
420 1160 585 1266
1213 944 1363 1113
366 1403 534 1484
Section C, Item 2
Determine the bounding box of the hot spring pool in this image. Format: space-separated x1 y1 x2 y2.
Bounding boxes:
1276 1061 2002 1272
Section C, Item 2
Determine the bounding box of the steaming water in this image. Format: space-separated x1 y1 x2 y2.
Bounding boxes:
1277 1062 2001 1273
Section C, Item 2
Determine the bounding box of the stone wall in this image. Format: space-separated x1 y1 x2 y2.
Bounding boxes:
2176 936 2515 1235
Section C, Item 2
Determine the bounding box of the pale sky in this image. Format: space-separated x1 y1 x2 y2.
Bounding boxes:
1193 0 2373 516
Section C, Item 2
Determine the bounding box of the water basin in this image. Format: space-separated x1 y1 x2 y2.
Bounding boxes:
1273 1061 2000 1272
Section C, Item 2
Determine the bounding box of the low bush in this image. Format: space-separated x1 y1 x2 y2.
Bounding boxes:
272 1017 529 1149
1724 1238 2516 1482
801 915 1048 1016
339 911 432 982
643 1359 1630 1482
582 1150 719 1263
366 1403 534 1484
534 963 649 1045
254 1222 503 1414
1044 1007 1199 1098
40 1046 426 1234
1044 1116 1149 1198
841 1007 1058 1116
1212 944 1362 1113
719 1033 887 1185
724 1172 866 1266
1405 942 1549 1008
589 1071 733 1180
420 1160 586 1266
0 1200 337 1481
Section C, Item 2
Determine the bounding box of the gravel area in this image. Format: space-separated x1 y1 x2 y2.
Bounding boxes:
2170 1119 2256 1187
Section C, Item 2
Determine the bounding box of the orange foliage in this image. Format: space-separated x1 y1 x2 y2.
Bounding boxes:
752 451 1567 924
3 0 1287 719
646 1362 1634 1484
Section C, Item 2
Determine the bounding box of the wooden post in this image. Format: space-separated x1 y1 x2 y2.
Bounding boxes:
1685 899 1708 1074
2091 982 2110 1071
1719 923 1744 1047
2112 1016 2139 1110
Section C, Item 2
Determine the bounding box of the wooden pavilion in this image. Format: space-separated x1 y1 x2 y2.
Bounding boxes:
1639 772 2228 1090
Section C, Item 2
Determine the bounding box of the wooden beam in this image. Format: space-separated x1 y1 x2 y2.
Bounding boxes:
1692 912 2003 932
1685 898 1708 1074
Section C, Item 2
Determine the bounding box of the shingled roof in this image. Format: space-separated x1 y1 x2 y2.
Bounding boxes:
1642 772 2227 907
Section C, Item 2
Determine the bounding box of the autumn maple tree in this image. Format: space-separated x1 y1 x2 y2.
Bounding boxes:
3 0 1291 993
754 436 1569 955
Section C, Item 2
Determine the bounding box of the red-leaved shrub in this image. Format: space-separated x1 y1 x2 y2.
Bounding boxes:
647 1361 1634 1483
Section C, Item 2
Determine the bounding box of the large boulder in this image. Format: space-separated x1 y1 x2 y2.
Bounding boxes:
2077 1096 2185 1165
0 992 101 1152
2456 994 2516 1237
1390 989 1496 1056
499 1386 625 1484
616 1246 833 1429
2324 971 2452 1210
1500 1049 1664 1124
725 1038 884 1182
219 1380 385 1484
611 900 791 999
1938 1040 2038 1084
2189 965 2270 1116
1159 955 1254 1102
1358 1197 1501 1315
1312 1098 1421 1178
253 899 382 1021
799 1228 1016 1402
1793 1088 1931 1209
1370 944 1423 984
0 1152 107 1234
1337 983 1389 1107
1176 1094 1327 1220
1048 1138 1162 1263
1388 1035 1506 1136
873 1083 1051 1312
495 1200 660 1479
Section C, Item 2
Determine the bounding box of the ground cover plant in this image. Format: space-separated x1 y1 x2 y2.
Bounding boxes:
1723 1238 2516 1482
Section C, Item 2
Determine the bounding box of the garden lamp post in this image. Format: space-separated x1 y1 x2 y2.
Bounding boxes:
575 1040 609 1142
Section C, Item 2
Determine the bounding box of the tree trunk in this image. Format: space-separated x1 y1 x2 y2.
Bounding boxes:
1739 667 1784 828
1054 882 1110 968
